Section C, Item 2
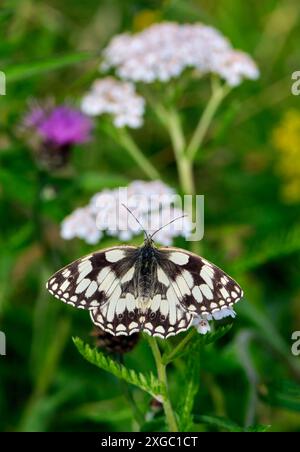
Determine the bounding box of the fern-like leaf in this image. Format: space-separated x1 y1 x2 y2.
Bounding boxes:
73 337 165 399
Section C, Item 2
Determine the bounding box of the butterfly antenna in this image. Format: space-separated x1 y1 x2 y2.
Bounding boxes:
121 204 149 239
150 214 187 240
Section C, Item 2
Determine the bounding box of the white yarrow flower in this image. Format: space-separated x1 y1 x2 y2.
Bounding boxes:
60 180 192 246
81 77 145 128
102 22 259 87
61 207 102 245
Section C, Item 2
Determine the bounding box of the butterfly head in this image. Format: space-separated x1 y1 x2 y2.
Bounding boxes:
144 235 155 248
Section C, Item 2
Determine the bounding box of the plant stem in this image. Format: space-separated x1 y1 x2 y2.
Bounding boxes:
186 83 230 161
116 128 160 180
162 328 196 366
147 337 178 432
162 108 195 195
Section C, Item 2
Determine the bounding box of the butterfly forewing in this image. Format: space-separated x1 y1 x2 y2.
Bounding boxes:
46 246 137 311
157 247 243 317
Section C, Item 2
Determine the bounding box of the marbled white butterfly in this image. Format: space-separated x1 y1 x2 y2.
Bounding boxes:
46 211 243 338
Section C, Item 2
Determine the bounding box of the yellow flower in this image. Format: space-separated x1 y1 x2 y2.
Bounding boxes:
272 110 300 203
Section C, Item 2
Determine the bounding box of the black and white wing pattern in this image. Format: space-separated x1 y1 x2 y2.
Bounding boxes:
46 246 137 311
156 247 244 319
46 243 243 339
46 245 193 339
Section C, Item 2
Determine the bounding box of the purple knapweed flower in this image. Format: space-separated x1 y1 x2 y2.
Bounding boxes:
37 106 93 147
22 102 93 169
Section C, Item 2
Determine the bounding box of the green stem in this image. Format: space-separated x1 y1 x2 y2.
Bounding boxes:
162 328 196 366
163 108 195 195
116 128 160 180
186 82 230 161
147 337 178 432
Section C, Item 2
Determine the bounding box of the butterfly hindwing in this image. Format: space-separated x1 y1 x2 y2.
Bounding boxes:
91 286 193 339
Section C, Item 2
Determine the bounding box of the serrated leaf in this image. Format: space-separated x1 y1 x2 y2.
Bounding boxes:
162 324 232 366
200 323 233 345
73 337 165 399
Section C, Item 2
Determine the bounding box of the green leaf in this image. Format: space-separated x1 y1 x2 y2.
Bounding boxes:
73 337 165 399
196 415 243 432
200 323 233 346
260 380 300 412
162 324 232 366
195 415 270 432
5 52 94 82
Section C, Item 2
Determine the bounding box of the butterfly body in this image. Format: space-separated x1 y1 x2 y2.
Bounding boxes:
46 239 243 338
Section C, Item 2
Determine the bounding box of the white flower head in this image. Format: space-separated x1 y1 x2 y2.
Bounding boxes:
60 180 193 246
192 317 211 335
81 77 145 128
61 207 102 245
192 307 236 335
102 22 259 87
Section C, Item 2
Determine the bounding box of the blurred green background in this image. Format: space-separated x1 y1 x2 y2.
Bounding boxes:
1 0 300 432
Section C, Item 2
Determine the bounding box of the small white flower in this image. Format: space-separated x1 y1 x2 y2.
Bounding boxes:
102 22 259 87
81 77 145 129
192 307 236 334
61 207 102 245
193 317 211 335
211 50 260 87
60 180 192 246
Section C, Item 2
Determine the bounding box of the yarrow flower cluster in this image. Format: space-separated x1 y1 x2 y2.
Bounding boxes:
61 180 192 245
22 102 93 169
81 77 145 128
102 22 259 86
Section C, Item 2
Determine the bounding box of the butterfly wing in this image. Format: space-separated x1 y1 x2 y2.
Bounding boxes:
90 284 193 338
46 246 138 310
156 247 244 318
46 244 242 339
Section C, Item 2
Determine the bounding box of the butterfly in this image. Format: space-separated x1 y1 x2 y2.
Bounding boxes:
46 208 243 339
